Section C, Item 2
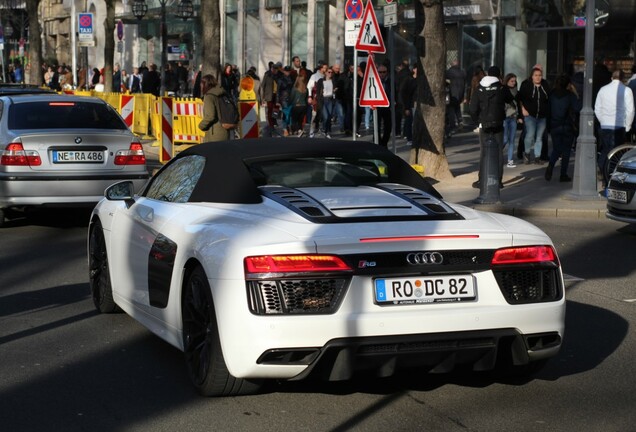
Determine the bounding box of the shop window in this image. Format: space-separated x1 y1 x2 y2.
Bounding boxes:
462 24 495 81
290 5 308 63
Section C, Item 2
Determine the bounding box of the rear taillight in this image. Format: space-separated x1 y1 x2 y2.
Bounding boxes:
491 246 557 266
1 142 42 166
114 142 146 165
245 254 351 275
245 255 353 315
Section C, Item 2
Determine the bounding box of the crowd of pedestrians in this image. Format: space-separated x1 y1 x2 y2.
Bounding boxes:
247 56 420 148
40 60 208 97
463 56 635 193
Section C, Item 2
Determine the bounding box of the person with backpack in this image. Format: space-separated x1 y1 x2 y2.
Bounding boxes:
469 66 514 191
198 74 230 142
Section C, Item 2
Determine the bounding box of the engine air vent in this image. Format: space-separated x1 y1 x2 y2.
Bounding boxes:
375 183 460 217
260 186 332 218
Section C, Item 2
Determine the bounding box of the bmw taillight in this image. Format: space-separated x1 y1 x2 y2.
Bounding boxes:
114 142 146 165
244 255 353 315
1 142 42 166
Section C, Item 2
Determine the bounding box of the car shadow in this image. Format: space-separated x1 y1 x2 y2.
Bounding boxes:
3 207 93 229
268 299 627 396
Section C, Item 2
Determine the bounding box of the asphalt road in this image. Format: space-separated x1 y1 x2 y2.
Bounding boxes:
1 211 635 432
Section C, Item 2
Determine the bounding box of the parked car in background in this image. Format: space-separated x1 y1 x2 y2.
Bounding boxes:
606 145 636 223
0 94 149 226
0 83 56 96
88 139 566 397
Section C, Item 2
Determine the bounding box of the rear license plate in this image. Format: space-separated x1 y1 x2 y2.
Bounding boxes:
607 188 627 203
53 150 104 163
375 275 476 305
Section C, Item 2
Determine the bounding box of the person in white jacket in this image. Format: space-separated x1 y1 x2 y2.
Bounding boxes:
594 69 635 183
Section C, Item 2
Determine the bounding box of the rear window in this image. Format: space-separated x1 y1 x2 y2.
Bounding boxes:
248 157 390 188
8 101 128 130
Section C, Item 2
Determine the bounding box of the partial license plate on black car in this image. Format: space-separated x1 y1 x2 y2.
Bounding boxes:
607 188 627 203
374 275 476 305
53 150 104 163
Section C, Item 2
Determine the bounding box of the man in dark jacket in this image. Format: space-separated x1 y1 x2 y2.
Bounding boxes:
469 66 512 189
446 60 466 130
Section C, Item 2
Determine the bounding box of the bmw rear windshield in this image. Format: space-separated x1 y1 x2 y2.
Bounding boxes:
8 101 128 130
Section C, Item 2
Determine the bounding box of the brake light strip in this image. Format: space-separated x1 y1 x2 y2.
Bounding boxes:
359 235 480 243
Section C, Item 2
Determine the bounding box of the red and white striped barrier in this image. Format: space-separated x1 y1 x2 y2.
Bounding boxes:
159 97 174 163
174 100 202 116
174 134 201 142
120 94 135 129
239 100 259 139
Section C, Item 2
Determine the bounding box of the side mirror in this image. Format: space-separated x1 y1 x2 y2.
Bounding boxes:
105 181 136 208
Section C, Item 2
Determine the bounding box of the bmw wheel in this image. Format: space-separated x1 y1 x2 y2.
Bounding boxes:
0 208 5 228
182 265 262 397
89 221 120 313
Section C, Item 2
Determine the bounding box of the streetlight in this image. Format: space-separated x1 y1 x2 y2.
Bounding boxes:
176 0 194 21
132 0 193 96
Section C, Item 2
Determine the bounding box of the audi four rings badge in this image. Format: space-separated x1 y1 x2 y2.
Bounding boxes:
406 252 444 265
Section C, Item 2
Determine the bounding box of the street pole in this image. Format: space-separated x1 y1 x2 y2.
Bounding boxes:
353 49 358 141
160 0 167 96
389 27 395 153
570 0 599 199
71 0 77 87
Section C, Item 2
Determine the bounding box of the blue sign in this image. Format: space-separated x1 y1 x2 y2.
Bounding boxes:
78 13 93 36
345 0 363 20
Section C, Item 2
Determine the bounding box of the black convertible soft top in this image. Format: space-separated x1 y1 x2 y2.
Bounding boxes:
171 138 441 204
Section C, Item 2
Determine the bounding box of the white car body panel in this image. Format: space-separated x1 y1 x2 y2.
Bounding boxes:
94 191 565 379
89 140 566 387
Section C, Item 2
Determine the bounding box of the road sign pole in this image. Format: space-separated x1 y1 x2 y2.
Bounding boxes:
373 108 379 144
353 49 358 141
71 4 77 87
389 29 395 153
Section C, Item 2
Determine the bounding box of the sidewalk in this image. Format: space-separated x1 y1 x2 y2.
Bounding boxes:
142 125 608 220
424 128 607 219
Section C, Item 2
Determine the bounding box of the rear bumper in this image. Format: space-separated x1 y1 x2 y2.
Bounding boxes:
258 329 562 381
0 173 149 208
606 207 636 224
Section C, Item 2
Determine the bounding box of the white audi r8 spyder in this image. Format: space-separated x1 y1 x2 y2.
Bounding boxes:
88 139 565 396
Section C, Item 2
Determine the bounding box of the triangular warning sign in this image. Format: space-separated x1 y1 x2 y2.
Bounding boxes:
355 1 386 53
359 56 389 108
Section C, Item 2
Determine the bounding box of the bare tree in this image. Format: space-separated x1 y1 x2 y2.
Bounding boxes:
25 0 42 85
102 0 116 92
411 0 452 181
199 0 222 79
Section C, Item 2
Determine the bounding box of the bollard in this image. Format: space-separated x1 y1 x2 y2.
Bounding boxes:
474 131 501 204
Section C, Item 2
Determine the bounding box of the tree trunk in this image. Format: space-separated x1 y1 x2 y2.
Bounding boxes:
102 0 116 92
200 0 222 79
412 0 453 181
26 0 42 86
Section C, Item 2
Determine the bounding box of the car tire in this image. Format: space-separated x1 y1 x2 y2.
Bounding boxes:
89 221 120 313
605 143 635 184
0 208 5 228
182 265 262 397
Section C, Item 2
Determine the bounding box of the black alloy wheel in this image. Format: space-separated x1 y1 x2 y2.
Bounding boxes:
182 265 262 397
